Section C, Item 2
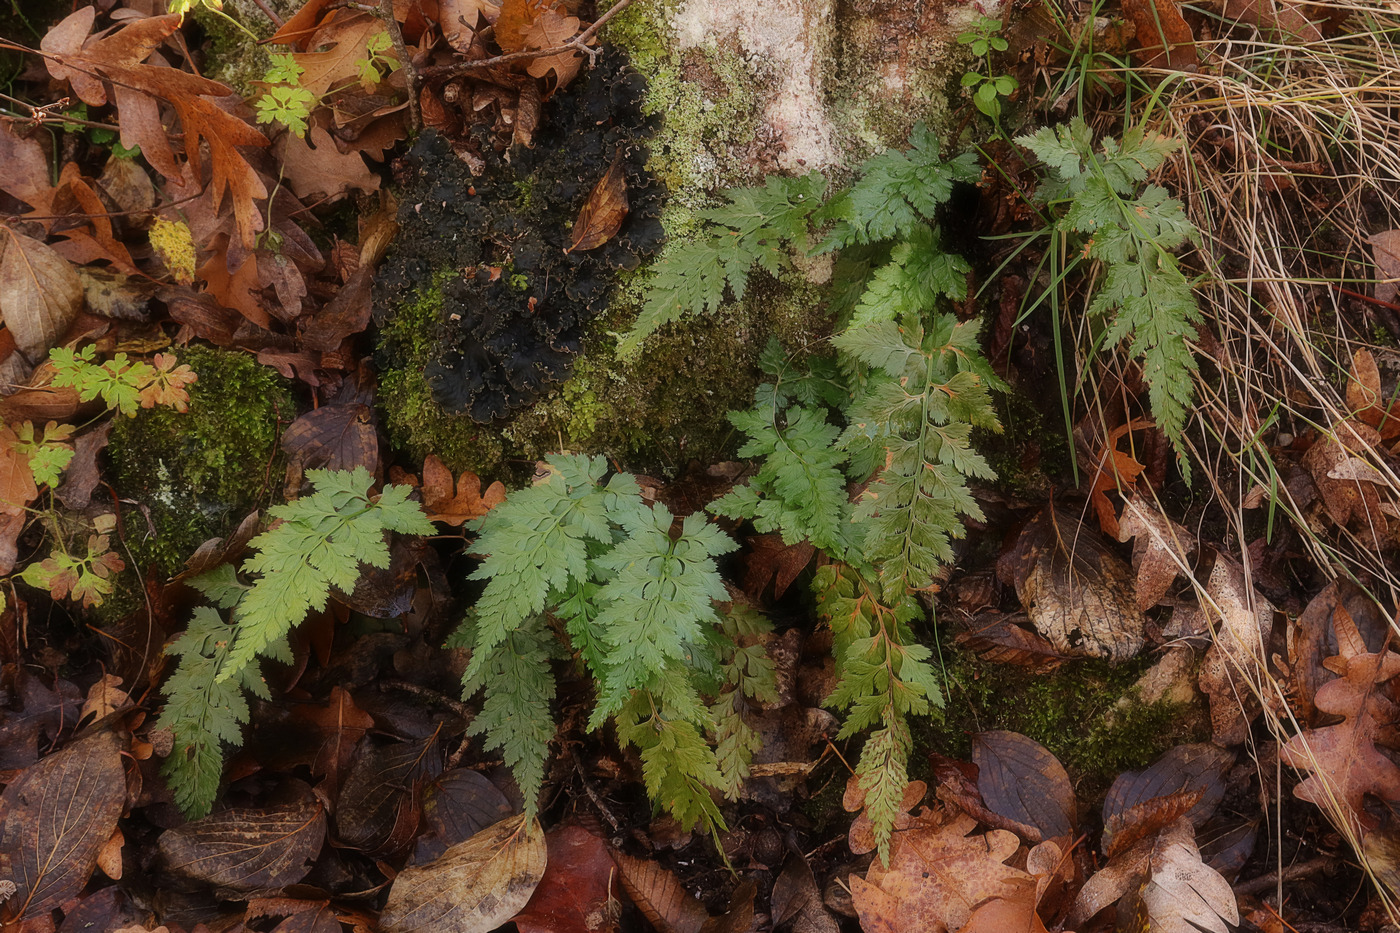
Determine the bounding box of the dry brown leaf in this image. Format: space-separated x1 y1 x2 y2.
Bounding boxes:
611 849 710 933
276 126 380 205
0 424 38 516
523 9 586 85
850 809 1029 933
1192 553 1275 745
1223 0 1322 39
567 153 629 253
1347 348 1399 440
1103 744 1233 855
1000 505 1146 661
96 826 124 881
1371 230 1400 306
1121 0 1196 70
296 14 391 98
495 0 550 52
1290 578 1392 725
81 673 131 722
336 734 439 854
380 813 547 933
440 0 501 51
301 266 374 352
156 793 327 897
1086 418 1150 538
972 730 1076 844
771 852 839 933
953 612 1069 673
1116 490 1197 612
0 123 58 218
420 454 506 526
0 227 83 362
1281 605 1400 829
741 534 816 601
1070 818 1236 931
0 729 127 923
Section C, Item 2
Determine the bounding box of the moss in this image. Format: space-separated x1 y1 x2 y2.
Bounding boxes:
106 346 294 579
914 644 1208 810
190 6 274 100
377 275 506 475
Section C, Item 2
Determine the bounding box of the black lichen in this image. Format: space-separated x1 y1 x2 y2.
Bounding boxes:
374 52 664 423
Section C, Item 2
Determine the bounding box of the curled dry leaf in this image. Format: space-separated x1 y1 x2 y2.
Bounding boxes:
1000 505 1146 661
156 792 327 897
1116 490 1197 612
567 154 629 254
380 813 547 933
1102 743 1233 855
611 849 709 933
0 227 83 362
0 729 126 923
1194 554 1276 745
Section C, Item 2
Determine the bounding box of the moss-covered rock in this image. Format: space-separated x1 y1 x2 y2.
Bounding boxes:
107 346 294 579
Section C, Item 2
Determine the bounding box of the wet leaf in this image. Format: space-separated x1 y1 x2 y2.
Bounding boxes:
246 897 341 933
55 419 114 510
741 534 816 601
413 769 514 865
972 731 1076 843
156 792 326 896
0 729 126 922
952 612 1068 672
420 455 506 526
567 154 629 253
0 665 82 768
611 849 709 933
771 852 839 933
380 813 547 933
288 686 374 792
513 822 620 933
0 228 83 362
336 733 440 853
1000 505 1145 661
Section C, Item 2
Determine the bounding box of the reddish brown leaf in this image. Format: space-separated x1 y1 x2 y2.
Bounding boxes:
0 665 83 769
523 9 587 86
280 398 378 485
156 791 326 897
742 534 816 601
611 849 709 933
1103 744 1233 855
55 419 114 510
567 153 629 253
335 734 440 854
1122 0 1197 70
514 822 620 933
0 729 126 923
276 126 380 206
420 454 506 526
289 686 373 792
301 266 374 352
771 852 839 933
496 0 550 52
1291 578 1392 725
0 423 38 516
952 611 1068 673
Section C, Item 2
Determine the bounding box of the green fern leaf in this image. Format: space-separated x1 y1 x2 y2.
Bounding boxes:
849 226 970 328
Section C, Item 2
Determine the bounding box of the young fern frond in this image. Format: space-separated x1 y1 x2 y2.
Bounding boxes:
835 317 1004 599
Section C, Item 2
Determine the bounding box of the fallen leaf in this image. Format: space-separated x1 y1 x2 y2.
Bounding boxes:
81 673 131 722
96 826 124 880
0 665 83 768
523 9 586 86
741 534 816 601
972 730 1076 844
850 808 1030 933
567 153 629 253
276 126 380 205
1086 418 1150 538
1291 578 1392 725
1281 604 1400 830
420 454 506 526
1122 0 1196 70
1371 230 1400 306
1103 743 1233 854
0 729 126 923
413 769 515 865
495 0 550 52
611 849 709 933
1223 0 1322 38
380 813 547 933
156 792 327 897
999 505 1146 661
771 852 839 933
1116 490 1197 612
952 611 1069 672
289 686 374 792
513 822 620 933
0 227 83 362
246 897 340 933
280 398 378 485
1070 818 1237 931
1194 554 1276 745
335 733 440 853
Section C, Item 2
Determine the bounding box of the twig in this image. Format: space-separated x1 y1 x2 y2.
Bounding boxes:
1232 855 1339 897
420 0 635 82
376 0 420 131
247 0 285 28
379 678 476 722
575 761 621 832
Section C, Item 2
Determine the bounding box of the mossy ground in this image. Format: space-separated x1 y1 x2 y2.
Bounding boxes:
107 346 294 581
912 642 1209 810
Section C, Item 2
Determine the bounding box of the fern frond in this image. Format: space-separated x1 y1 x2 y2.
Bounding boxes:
711 401 852 556
616 686 727 835
711 602 777 799
221 467 434 680
848 226 970 329
157 607 256 818
834 317 1002 597
459 614 560 820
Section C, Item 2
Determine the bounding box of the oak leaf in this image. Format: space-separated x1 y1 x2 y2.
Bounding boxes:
523 9 587 86
420 455 505 526
1281 604 1400 828
1116 490 1197 612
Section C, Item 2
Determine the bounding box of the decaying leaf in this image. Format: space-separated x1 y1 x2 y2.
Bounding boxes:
0 729 127 923
772 852 839 933
1371 230 1400 306
413 770 515 865
81 673 131 722
1000 505 1146 661
741 534 816 601
156 792 327 896
1121 0 1197 70
568 154 629 253
1194 554 1276 745
1070 818 1237 931
850 808 1030 933
953 611 1069 672
421 455 506 526
380 813 547 933
611 849 710 933
513 822 620 933
336 733 440 853
1282 604 1400 829
523 9 587 85
1116 490 1197 612
1103 743 1233 855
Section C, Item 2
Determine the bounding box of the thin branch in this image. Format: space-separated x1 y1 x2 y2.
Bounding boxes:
377 0 420 131
247 0 286 28
420 0 635 82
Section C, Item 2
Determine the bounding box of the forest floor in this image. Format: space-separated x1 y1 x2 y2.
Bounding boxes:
0 0 1399 932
